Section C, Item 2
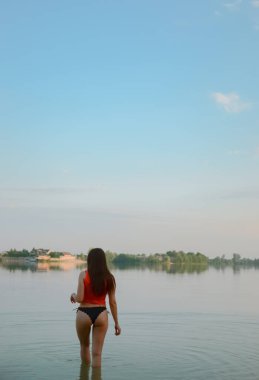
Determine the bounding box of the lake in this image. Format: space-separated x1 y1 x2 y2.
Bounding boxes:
0 261 259 380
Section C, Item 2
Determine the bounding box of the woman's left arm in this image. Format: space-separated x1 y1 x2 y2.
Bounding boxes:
70 271 85 303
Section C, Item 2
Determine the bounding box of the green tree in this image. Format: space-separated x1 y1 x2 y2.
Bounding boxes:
232 253 241 264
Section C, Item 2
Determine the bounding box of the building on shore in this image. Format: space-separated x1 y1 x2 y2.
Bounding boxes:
37 251 76 261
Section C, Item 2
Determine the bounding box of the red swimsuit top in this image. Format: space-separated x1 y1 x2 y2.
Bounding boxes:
82 270 107 305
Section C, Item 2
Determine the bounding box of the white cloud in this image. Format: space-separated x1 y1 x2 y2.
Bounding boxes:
251 0 259 7
223 0 242 10
211 92 251 113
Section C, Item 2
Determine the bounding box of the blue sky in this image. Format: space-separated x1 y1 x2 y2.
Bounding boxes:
1 0 259 257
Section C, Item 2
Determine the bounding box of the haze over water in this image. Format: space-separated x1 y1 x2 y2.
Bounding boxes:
1 262 259 380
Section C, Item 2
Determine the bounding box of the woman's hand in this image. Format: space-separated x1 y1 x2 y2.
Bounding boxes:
70 293 77 303
115 323 121 336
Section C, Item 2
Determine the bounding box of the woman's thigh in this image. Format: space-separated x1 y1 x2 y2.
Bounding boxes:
76 310 92 345
92 310 108 354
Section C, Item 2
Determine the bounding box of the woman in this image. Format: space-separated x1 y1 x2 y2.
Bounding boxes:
70 248 121 368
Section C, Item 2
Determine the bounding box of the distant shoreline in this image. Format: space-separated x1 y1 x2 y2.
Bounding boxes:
0 256 85 264
1 249 259 268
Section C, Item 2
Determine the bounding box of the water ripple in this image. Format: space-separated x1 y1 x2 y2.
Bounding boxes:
1 312 259 380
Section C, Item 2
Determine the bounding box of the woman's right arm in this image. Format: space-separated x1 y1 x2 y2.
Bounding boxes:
108 287 121 336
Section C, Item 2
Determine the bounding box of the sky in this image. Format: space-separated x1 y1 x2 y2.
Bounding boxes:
0 0 259 257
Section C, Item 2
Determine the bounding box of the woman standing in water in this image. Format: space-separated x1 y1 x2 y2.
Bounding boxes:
70 248 121 367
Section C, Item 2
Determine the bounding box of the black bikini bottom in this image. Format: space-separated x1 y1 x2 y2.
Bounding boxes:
77 306 107 324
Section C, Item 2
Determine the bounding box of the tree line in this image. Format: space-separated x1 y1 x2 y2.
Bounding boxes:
2 248 259 268
104 250 208 265
209 253 259 267
1 248 65 259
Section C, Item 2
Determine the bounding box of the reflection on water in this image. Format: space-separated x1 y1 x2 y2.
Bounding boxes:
0 258 207 274
0 260 38 272
169 263 207 274
79 363 90 380
110 261 208 274
0 259 208 274
114 261 209 274
78 363 102 380
1 259 259 275
0 259 86 272
210 263 259 274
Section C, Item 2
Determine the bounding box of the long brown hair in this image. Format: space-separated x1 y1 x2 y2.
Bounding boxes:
87 248 115 295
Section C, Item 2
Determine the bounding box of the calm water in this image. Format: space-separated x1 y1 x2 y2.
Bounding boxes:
1 262 259 380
